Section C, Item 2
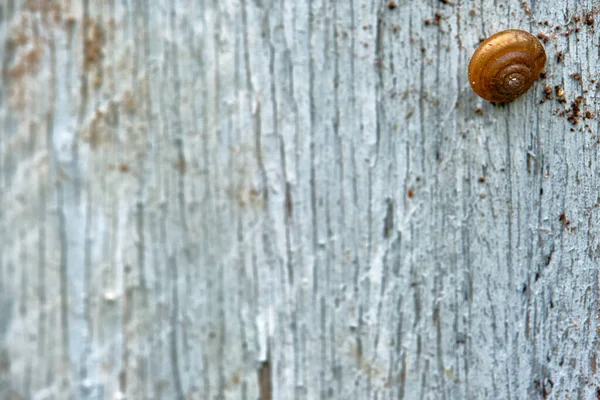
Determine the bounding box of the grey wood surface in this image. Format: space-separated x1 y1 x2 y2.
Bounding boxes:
1 0 599 399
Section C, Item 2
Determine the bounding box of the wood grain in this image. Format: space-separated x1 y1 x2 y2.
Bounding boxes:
1 0 599 398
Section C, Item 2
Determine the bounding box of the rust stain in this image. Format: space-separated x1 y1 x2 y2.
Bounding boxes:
88 109 106 149
84 18 105 68
10 16 29 46
258 361 271 400
82 108 116 149
7 44 42 79
7 86 26 110
25 0 63 23
559 212 571 228
3 1 75 109
65 15 77 28
223 369 242 391
4 13 44 110
106 163 128 173
228 185 265 209
83 18 106 88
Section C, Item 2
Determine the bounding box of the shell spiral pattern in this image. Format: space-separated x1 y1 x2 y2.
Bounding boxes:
468 30 547 103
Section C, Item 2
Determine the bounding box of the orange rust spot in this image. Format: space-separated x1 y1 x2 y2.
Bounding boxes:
7 45 42 79
258 361 271 400
83 109 115 149
25 0 63 23
84 19 105 69
10 25 29 46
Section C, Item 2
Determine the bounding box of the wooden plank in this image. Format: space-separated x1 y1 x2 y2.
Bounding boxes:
0 0 598 398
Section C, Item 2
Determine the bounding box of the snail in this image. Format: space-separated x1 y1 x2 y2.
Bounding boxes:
468 30 547 103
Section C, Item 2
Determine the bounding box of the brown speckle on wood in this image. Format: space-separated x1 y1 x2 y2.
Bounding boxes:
555 86 565 102
584 13 595 26
65 15 77 27
7 45 42 79
25 0 63 23
566 96 583 125
424 13 442 26
84 109 114 149
84 19 105 69
540 85 553 103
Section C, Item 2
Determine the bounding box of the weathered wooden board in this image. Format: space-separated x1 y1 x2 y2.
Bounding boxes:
1 0 599 399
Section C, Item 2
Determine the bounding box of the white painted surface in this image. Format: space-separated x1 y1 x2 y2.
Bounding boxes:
1 0 599 399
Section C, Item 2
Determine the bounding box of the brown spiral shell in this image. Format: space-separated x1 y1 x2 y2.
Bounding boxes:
468 30 547 103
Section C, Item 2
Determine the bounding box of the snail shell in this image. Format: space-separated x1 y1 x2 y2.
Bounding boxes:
468 30 547 103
